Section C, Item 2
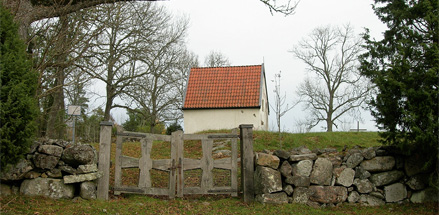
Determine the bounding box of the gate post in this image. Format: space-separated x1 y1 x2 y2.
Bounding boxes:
239 124 254 203
97 121 113 200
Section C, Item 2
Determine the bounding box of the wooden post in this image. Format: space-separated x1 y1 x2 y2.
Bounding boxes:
172 130 184 198
239 124 254 203
97 121 113 200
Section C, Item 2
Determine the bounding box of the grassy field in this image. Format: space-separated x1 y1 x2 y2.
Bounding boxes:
1 131 438 215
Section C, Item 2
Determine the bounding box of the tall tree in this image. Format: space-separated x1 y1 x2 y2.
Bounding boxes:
204 50 231 67
123 16 191 133
291 24 370 132
360 1 438 169
0 4 38 169
84 2 168 121
30 8 100 138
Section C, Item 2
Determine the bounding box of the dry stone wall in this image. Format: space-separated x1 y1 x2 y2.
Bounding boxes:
0 139 101 200
254 146 438 206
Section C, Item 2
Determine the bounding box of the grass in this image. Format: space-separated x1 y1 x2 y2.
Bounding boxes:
253 131 382 152
2 130 437 215
1 194 437 215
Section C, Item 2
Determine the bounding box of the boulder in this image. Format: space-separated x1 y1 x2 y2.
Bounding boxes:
46 168 62 178
310 158 333 185
283 185 294 196
309 186 348 204
348 191 360 203
354 166 371 179
80 181 97 200
77 164 98 174
279 161 292 177
336 168 355 187
406 174 427 191
370 191 385 199
361 147 376 160
353 178 374 194
346 153 364 168
24 171 41 179
62 144 96 167
285 175 310 187
59 165 77 174
256 192 289 204
384 183 407 203
289 153 317 162
359 195 385 206
292 187 313 204
0 159 33 181
255 153 280 169
29 141 42 154
33 153 60 170
292 160 313 177
63 172 102 184
273 150 291 160
369 170 404 187
360 156 395 172
410 187 439 203
254 166 282 194
38 145 63 157
20 178 74 199
291 146 312 155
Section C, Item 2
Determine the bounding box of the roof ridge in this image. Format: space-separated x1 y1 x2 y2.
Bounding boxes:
191 64 262 69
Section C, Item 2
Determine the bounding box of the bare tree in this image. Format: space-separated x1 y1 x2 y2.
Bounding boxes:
83 2 170 121
290 24 370 132
30 8 101 138
123 17 192 132
171 50 199 123
270 71 296 148
204 50 231 67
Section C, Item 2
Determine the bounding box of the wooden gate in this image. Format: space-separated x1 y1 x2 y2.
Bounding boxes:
113 129 239 198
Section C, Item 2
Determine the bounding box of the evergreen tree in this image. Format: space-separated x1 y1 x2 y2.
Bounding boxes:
0 4 38 170
360 0 438 169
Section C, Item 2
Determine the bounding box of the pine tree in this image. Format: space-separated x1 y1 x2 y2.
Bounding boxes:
0 4 39 170
360 0 438 170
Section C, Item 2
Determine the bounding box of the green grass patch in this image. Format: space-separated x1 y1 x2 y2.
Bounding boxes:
1 194 437 215
253 131 382 152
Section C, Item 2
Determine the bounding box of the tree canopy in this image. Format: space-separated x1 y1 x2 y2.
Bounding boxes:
360 0 438 167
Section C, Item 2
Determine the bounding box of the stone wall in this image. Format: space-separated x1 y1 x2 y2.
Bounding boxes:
254 146 438 206
0 139 101 199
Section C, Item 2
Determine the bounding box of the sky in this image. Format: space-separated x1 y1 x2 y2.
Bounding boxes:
101 0 388 132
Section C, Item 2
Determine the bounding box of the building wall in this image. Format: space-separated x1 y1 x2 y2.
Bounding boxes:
183 107 268 133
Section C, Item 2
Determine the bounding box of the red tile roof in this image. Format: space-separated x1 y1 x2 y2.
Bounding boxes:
183 65 263 109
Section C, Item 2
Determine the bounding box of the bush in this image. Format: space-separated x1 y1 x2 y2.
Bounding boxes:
0 4 39 170
166 123 183 135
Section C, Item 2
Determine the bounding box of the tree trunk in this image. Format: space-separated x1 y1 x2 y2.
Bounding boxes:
326 119 333 132
45 15 68 139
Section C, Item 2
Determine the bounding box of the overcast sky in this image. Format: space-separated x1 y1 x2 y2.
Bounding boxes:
105 0 388 132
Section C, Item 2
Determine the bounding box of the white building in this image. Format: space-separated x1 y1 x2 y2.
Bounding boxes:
183 64 269 133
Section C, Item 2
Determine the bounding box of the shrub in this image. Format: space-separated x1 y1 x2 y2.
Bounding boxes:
0 4 39 170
